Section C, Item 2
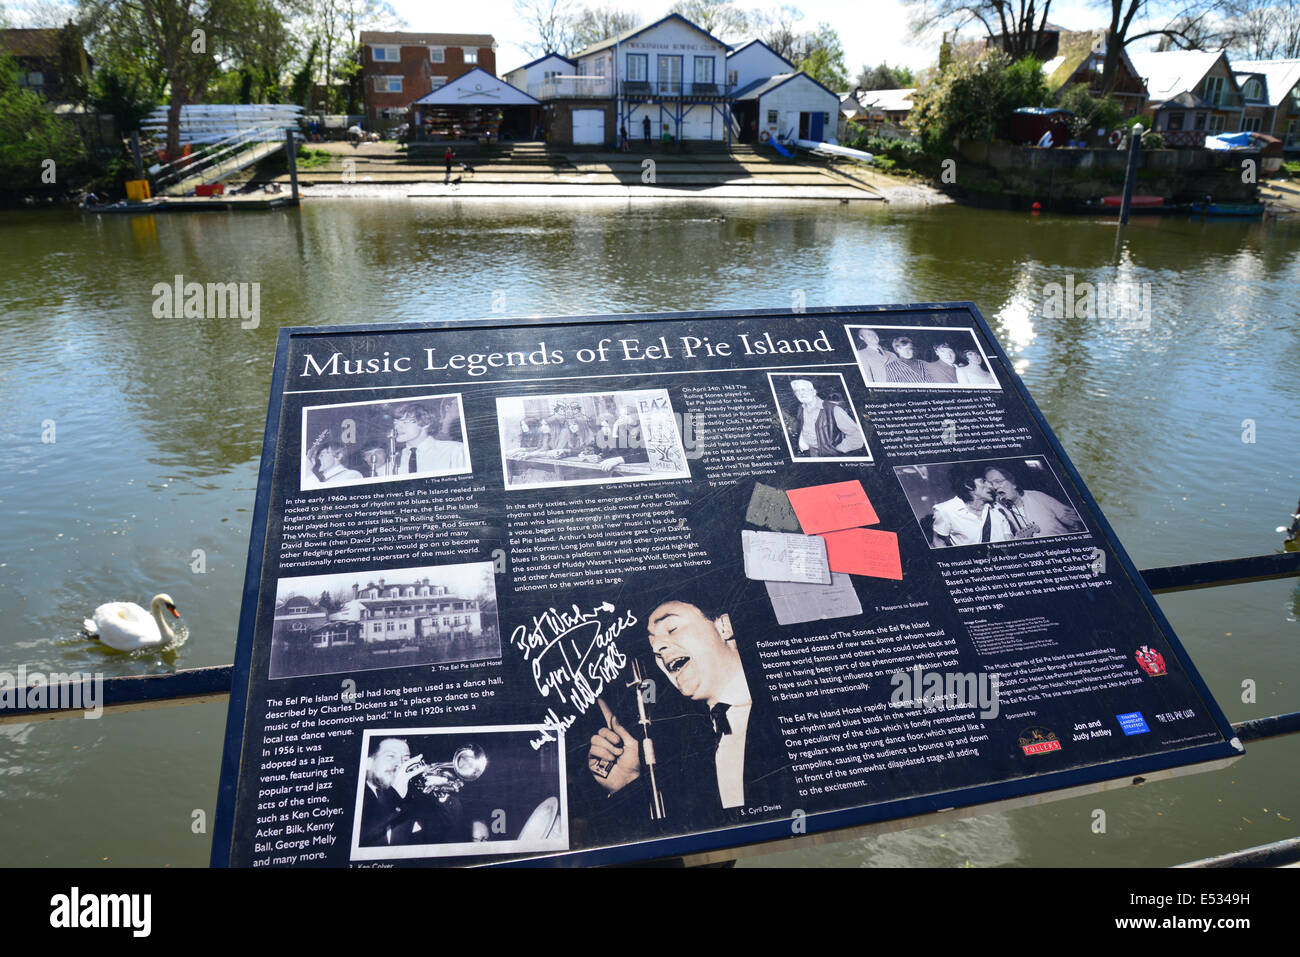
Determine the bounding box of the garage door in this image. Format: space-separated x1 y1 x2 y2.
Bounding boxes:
681 108 714 141
572 109 605 145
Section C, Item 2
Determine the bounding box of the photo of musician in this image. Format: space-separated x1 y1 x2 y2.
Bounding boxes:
586 594 793 820
496 389 692 491
844 324 1002 391
299 393 472 490
767 372 872 463
351 725 569 862
893 456 1089 549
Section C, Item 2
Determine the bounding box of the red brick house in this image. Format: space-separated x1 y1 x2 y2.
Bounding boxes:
360 31 496 131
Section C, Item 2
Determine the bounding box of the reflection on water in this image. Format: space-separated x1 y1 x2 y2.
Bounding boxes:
0 201 1297 866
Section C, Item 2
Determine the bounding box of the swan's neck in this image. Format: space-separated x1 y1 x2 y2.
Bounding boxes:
151 601 175 640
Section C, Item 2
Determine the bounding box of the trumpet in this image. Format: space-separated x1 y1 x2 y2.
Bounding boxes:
409 745 487 797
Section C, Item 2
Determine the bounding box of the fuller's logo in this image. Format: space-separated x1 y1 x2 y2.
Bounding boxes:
1135 645 1167 677
1018 726 1062 756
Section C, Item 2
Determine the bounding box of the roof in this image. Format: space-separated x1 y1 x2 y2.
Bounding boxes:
1234 59 1300 107
0 28 63 58
1128 49 1227 103
360 31 495 49
858 87 916 112
1042 29 1146 95
504 52 575 75
410 67 539 106
734 71 841 102
726 38 794 69
572 13 729 60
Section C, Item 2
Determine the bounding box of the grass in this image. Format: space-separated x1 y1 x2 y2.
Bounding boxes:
295 147 334 170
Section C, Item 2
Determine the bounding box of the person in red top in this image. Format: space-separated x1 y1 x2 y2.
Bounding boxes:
444 146 454 183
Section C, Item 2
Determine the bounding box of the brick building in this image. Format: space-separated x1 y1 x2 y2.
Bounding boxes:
360 31 496 130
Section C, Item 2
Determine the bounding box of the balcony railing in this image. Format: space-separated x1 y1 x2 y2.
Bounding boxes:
529 76 614 99
619 80 732 99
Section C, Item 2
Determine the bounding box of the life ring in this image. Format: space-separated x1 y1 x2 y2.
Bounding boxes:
1108 129 1123 146
759 130 770 143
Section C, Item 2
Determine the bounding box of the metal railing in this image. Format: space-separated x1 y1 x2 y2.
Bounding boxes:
620 80 732 99
151 125 297 194
530 76 614 99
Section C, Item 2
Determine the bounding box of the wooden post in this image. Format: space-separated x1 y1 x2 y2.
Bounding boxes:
1118 123 1144 225
130 130 145 180
285 128 300 202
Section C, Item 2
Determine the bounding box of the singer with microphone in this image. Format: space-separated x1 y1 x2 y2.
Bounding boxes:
586 597 793 819
386 400 468 478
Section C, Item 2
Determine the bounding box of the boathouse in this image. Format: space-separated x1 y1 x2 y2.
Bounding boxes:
409 67 540 143
732 71 840 145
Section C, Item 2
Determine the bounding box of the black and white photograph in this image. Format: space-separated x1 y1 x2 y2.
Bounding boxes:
846 324 1001 390
267 562 500 679
496 388 692 490
300 393 472 489
894 456 1088 548
350 725 568 861
767 372 872 463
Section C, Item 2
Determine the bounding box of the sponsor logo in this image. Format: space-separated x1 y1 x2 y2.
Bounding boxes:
1135 645 1167 677
1018 726 1061 755
1116 711 1150 736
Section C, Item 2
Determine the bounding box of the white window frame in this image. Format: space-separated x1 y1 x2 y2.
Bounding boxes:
626 53 647 82
371 45 400 62
429 46 445 63
693 56 714 84
378 76 402 93
430 76 447 89
767 109 778 124
1203 75 1225 105
465 50 478 64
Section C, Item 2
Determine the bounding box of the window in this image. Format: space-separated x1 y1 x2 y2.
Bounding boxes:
465 50 478 64
372 45 399 62
657 54 682 93
1242 78 1262 100
1168 112 1184 130
1202 75 1224 105
727 69 737 87
376 76 402 93
1242 116 1261 132
694 56 714 84
1194 112 1206 130
429 46 444 63
626 53 647 82
767 109 778 124
1208 113 1226 132
430 77 446 89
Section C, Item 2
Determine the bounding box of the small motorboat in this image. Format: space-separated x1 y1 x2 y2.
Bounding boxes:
1099 194 1165 208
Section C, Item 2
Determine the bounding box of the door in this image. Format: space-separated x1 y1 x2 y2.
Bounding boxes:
572 109 605 145
657 55 682 95
799 112 810 139
681 106 714 140
810 110 824 141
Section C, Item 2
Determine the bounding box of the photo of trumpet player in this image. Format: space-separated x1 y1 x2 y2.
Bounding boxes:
584 586 794 829
350 725 568 861
299 393 471 490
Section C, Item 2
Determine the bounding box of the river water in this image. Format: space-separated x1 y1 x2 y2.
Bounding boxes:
0 198 1296 867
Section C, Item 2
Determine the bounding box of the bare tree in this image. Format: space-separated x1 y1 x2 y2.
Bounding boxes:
753 3 804 60
669 0 749 40
570 4 640 52
906 0 1055 59
515 0 578 56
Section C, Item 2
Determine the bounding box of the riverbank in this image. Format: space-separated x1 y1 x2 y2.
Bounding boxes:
246 140 949 205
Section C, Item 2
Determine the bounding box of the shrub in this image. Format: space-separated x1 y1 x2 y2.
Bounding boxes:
0 54 87 188
910 51 1050 152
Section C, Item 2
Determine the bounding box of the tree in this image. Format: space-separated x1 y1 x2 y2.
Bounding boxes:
910 50 1049 149
753 4 804 60
0 51 86 187
669 0 748 40
906 0 1056 60
794 22 848 91
515 0 578 56
856 62 916 90
90 63 156 134
570 4 640 52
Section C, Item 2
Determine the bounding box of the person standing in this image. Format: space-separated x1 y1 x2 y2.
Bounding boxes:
854 327 894 383
787 378 864 457
642 115 651 145
444 145 454 183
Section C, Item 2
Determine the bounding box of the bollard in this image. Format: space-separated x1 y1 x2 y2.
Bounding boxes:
1118 123 1144 225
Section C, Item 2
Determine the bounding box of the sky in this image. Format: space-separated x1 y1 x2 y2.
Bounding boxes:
397 0 1122 78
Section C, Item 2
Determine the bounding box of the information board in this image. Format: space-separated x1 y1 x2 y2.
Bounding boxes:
212 303 1241 867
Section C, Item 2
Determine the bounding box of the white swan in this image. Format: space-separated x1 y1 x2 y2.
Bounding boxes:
83 594 180 651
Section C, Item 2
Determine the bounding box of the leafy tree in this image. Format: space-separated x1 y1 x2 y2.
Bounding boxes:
856 62 915 90
90 63 156 135
55 18 91 104
0 51 86 187
794 22 848 91
1056 82 1123 135
910 51 1048 150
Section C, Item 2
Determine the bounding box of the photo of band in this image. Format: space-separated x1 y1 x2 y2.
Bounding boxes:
496 388 693 491
894 457 1087 548
267 562 500 679
350 725 568 861
767 372 873 462
845 324 1001 390
299 393 472 490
